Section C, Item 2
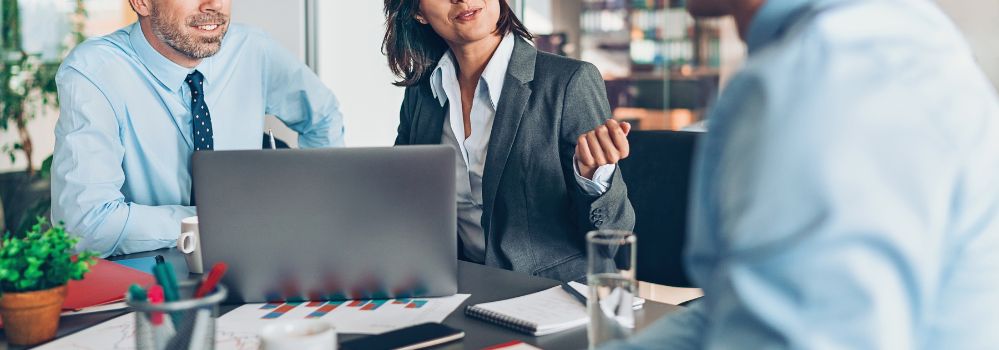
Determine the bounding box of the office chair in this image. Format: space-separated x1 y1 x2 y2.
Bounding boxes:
619 130 700 288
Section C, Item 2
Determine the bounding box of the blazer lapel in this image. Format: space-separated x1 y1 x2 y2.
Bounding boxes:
412 82 446 145
481 38 537 231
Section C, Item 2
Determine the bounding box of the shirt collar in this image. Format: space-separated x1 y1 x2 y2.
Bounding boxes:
429 52 453 107
128 22 211 93
430 33 516 108
745 0 817 54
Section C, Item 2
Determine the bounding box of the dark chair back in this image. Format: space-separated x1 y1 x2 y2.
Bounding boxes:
619 130 700 287
262 133 291 149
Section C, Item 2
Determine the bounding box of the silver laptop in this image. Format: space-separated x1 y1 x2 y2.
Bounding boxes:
193 146 457 303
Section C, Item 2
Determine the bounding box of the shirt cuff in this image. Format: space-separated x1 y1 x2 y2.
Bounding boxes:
573 155 616 196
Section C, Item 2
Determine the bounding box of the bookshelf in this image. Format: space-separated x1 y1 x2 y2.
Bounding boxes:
576 0 725 130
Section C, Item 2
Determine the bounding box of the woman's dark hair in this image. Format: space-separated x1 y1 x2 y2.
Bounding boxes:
382 0 533 87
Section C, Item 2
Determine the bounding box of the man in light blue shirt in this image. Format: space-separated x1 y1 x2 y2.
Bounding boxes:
605 0 999 348
52 0 344 256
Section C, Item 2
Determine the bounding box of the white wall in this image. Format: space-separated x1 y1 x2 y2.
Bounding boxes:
523 0 554 34
232 0 308 148
935 0 999 89
316 2 404 147
232 0 306 58
238 1 405 148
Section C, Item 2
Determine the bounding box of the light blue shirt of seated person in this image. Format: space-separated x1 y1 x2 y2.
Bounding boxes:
52 22 345 257
603 0 999 348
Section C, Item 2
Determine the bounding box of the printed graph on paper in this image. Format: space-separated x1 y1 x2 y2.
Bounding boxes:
220 294 469 334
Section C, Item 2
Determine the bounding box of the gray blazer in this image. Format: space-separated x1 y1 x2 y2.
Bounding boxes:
395 37 635 282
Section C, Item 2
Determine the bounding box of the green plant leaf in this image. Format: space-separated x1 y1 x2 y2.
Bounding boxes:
39 154 53 178
0 218 98 292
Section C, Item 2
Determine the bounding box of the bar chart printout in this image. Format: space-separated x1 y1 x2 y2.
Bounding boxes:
219 294 470 334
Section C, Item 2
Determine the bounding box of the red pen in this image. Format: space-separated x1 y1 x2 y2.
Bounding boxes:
148 285 165 325
194 262 228 298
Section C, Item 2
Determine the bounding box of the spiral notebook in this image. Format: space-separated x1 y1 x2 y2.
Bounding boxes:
465 281 644 336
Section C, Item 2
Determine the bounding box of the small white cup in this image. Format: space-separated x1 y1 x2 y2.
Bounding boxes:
178 216 204 274
260 320 337 350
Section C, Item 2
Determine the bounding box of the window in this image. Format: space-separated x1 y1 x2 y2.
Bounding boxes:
1 0 134 173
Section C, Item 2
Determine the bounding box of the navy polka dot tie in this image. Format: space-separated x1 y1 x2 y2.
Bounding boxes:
186 70 214 151
187 70 213 205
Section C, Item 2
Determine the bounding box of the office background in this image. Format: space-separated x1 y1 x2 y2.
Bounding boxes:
2 0 997 173
0 0 997 235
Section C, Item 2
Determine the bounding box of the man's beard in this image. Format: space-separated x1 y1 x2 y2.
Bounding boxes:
150 5 229 59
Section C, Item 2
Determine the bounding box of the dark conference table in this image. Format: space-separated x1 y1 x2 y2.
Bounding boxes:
4 248 682 349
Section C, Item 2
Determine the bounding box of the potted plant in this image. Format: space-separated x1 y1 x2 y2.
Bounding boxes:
0 217 96 345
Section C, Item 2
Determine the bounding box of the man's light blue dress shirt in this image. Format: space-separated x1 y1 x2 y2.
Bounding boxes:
53 23 344 257
605 0 999 348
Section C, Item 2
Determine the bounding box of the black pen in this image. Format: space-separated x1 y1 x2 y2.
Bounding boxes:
561 282 588 307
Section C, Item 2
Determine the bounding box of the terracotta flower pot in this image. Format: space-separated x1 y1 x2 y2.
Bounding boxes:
0 285 67 345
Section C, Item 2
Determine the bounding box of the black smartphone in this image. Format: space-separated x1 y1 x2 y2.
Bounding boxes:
339 323 465 350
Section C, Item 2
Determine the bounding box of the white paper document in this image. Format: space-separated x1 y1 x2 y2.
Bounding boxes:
35 312 261 350
35 294 469 350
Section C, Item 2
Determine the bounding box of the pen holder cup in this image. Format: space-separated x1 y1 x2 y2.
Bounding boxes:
126 280 228 350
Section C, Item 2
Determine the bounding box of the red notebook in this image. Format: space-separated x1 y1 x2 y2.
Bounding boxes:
62 258 156 311
0 259 155 328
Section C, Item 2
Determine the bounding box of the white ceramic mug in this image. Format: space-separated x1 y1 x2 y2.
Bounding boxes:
177 216 204 274
260 320 337 350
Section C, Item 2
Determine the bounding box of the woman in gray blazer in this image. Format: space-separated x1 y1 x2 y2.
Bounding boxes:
382 0 635 282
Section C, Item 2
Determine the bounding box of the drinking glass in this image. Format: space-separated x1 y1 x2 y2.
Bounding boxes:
586 230 637 349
